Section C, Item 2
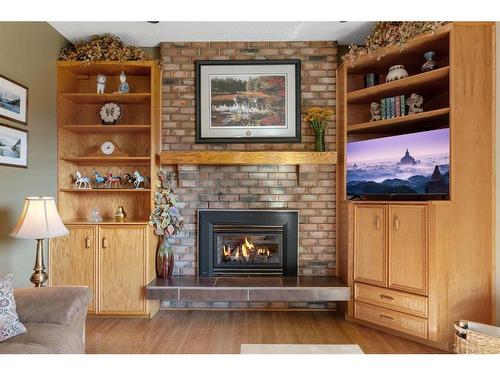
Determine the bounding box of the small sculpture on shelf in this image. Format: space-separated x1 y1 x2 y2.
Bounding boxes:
407 93 424 115
114 206 127 222
93 171 106 188
422 51 437 72
74 170 91 189
104 172 122 189
122 172 135 188
88 207 103 222
96 74 106 94
370 102 382 121
132 170 148 189
117 71 130 93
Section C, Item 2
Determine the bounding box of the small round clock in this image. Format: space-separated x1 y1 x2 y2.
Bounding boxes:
99 102 122 125
100 141 116 155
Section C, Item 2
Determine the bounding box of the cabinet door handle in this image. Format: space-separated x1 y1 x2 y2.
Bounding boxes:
394 216 400 231
380 294 394 301
375 216 381 230
102 237 108 249
85 237 91 249
379 314 394 321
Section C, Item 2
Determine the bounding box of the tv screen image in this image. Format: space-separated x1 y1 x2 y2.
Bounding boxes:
346 128 450 198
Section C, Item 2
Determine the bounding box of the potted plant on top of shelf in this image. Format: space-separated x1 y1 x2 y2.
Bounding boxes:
149 170 184 279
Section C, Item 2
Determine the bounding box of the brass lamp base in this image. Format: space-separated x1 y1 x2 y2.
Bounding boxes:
30 239 48 287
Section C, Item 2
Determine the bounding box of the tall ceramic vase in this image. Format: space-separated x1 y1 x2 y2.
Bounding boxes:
156 236 175 279
314 128 326 152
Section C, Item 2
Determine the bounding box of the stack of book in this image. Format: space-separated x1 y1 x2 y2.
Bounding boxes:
380 95 406 120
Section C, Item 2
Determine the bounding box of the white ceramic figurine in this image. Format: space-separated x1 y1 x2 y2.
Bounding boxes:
97 74 106 94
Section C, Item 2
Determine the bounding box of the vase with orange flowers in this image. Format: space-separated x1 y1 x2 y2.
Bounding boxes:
305 107 334 152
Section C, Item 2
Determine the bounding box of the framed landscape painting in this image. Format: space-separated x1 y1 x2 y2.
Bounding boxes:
0 74 28 125
196 60 301 143
0 124 28 168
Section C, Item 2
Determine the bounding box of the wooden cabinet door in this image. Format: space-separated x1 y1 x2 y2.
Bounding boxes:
49 225 97 313
388 205 428 295
98 225 146 314
354 205 387 287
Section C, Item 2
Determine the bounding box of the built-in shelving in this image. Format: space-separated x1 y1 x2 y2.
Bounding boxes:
61 156 151 165
59 188 151 193
347 107 450 135
347 67 449 104
61 125 151 133
160 151 337 165
60 93 151 104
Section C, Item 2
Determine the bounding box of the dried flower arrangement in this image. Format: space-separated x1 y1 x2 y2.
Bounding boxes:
305 107 335 132
149 170 184 237
342 22 449 65
58 34 151 62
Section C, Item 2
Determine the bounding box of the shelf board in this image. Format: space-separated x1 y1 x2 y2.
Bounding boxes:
347 67 449 104
347 107 450 135
60 188 151 193
60 93 151 104
160 151 337 165
343 23 452 74
61 156 151 165
63 219 150 226
57 61 154 75
61 124 151 133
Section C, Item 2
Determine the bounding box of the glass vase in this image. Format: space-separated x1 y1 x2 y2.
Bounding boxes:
314 128 326 152
156 236 175 279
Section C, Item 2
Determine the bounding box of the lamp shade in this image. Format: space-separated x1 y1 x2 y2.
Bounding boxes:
10 197 69 239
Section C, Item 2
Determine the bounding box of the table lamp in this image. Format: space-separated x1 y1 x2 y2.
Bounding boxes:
10 196 69 287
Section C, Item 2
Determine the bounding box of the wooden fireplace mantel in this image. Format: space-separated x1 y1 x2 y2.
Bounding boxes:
159 151 337 165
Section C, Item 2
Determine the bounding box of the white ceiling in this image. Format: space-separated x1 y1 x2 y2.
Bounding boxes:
48 22 375 47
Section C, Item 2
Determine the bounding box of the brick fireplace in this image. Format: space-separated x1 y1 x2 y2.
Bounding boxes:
159 40 337 308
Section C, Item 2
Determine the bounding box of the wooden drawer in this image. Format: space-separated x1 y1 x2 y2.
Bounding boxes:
354 301 428 339
354 282 428 318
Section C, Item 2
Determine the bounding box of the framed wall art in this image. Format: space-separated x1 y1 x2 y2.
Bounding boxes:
0 74 29 125
196 60 301 143
0 124 28 168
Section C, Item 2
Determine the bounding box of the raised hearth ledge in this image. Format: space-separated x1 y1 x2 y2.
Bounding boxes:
145 276 349 302
159 151 337 165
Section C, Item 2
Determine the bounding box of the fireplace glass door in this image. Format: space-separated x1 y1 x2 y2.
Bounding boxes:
213 225 283 275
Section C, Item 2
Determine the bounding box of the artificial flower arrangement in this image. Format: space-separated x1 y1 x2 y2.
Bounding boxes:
305 107 335 152
59 34 151 62
149 170 184 278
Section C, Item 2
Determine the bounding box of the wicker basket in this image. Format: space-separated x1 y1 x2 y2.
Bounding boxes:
454 320 500 354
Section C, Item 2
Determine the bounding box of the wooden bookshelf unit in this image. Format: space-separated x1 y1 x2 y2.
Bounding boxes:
50 61 161 318
336 22 495 350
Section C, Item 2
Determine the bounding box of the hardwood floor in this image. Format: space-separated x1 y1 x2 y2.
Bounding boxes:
85 310 445 354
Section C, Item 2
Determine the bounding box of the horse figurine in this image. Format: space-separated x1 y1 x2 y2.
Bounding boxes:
93 171 106 189
122 172 135 188
104 172 122 189
74 170 91 189
133 170 147 189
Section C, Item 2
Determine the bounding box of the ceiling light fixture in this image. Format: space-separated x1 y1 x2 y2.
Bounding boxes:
147 21 159 24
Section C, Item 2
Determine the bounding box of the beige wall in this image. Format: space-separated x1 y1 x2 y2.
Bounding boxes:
0 22 68 288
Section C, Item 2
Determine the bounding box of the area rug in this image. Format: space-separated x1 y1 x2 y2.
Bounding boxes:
240 344 364 354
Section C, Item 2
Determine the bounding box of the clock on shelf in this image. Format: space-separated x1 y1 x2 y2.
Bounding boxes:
87 140 127 157
99 102 122 125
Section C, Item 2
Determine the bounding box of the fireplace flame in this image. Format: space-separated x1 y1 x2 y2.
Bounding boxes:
223 245 231 257
222 237 272 262
241 237 254 259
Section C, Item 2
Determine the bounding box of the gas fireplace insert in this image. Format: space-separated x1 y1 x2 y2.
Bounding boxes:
198 210 298 276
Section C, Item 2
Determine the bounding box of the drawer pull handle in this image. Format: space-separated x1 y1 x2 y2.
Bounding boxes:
102 237 108 249
85 237 91 249
379 314 394 321
394 216 400 231
375 216 380 230
380 294 394 301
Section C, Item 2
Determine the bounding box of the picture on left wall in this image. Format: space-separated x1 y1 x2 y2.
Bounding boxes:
0 124 28 168
0 74 29 125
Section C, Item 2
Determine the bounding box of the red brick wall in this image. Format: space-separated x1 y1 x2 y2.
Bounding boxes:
160 41 337 277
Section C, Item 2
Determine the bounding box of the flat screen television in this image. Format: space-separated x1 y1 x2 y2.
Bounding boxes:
346 128 450 200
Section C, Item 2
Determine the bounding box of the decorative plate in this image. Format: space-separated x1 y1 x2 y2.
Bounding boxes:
99 102 122 125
